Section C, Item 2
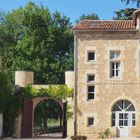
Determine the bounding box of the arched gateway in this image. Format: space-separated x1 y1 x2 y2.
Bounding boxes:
112 100 136 137
21 98 67 138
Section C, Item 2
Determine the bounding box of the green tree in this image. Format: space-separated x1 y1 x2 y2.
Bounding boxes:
76 13 100 23
0 2 74 84
0 71 12 112
121 0 140 7
113 8 136 20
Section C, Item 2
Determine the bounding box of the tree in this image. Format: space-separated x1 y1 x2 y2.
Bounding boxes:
76 13 100 23
0 2 74 84
113 8 136 20
0 71 12 112
121 0 140 7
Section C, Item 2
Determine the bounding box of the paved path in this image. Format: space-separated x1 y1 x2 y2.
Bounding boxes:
2 137 140 140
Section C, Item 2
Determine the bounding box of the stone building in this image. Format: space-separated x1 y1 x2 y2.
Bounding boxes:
72 9 140 138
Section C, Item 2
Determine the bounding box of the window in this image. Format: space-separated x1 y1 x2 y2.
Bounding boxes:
132 113 136 126
110 51 121 78
112 100 136 127
87 74 95 83
87 85 95 100
110 51 120 59
87 117 94 126
87 74 95 100
110 62 120 77
87 51 95 61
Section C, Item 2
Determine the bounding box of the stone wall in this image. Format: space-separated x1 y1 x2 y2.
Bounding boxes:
75 31 140 138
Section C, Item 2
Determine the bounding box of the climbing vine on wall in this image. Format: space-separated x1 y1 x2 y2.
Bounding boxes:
21 85 73 100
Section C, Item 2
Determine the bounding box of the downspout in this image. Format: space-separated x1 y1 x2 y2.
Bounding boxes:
74 35 77 136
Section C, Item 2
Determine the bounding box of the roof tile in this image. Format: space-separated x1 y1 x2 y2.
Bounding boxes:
73 20 136 31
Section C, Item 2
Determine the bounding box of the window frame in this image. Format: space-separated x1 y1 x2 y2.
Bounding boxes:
87 51 95 62
110 61 121 77
87 74 95 83
87 85 95 100
87 117 94 127
110 50 121 78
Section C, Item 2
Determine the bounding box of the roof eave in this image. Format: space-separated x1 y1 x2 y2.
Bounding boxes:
72 29 137 32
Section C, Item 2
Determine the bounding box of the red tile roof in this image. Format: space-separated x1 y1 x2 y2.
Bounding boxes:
73 20 136 31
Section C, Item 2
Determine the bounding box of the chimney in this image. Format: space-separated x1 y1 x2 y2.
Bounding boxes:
133 9 140 30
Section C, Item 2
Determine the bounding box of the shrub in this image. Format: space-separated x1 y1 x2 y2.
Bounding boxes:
98 128 111 139
71 135 87 140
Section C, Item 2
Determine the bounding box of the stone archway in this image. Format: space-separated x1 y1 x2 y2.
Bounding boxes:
32 97 63 138
32 97 63 112
21 98 67 138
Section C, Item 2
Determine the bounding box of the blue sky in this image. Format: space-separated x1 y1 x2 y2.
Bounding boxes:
0 0 136 25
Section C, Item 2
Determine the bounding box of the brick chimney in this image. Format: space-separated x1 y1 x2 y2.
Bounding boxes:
133 9 140 30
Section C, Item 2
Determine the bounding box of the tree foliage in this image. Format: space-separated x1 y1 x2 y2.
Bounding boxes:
121 0 140 7
0 2 74 84
76 13 100 23
0 71 12 112
0 71 22 136
113 8 136 20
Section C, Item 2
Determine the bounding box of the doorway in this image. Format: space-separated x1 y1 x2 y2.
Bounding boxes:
33 99 63 138
112 100 136 137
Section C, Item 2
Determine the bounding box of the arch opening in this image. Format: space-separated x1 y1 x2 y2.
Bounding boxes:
111 99 136 137
33 99 63 138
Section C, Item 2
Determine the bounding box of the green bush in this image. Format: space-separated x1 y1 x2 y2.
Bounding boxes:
71 135 87 140
0 71 22 136
0 71 12 112
98 128 111 139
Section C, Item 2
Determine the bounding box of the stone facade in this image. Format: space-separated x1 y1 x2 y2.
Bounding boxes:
74 30 140 138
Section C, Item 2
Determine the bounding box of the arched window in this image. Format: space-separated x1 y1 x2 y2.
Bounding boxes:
112 100 135 127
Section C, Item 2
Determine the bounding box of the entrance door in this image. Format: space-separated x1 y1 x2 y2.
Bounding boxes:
112 100 136 138
117 112 130 137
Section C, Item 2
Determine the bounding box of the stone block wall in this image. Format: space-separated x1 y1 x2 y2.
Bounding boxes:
75 32 140 138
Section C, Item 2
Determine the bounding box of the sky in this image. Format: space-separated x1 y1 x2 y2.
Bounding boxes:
0 0 136 25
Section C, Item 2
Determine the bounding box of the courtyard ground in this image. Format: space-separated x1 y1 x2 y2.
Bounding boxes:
1 137 140 140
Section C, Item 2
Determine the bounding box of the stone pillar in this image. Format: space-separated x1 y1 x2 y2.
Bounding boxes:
65 71 74 88
67 98 74 137
0 113 3 138
15 71 34 87
65 71 74 137
15 71 34 138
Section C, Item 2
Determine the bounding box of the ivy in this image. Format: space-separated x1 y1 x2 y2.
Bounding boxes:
21 85 73 100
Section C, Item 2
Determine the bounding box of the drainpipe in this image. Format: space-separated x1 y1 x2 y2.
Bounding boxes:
74 35 77 136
